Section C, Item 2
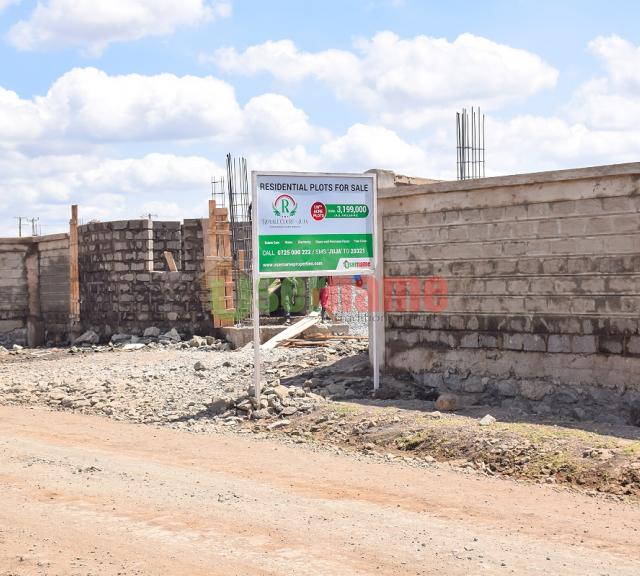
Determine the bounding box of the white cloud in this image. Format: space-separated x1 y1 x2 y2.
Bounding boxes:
0 86 44 143
0 68 320 150
0 0 20 12
7 0 231 56
249 145 321 173
319 123 427 174
212 32 558 126
588 35 640 90
248 123 432 176
242 93 327 145
487 115 640 175
569 35 640 130
139 201 182 221
211 39 360 84
464 35 640 177
0 151 224 236
42 68 243 143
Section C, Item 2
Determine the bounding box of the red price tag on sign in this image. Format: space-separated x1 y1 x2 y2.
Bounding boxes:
311 202 326 221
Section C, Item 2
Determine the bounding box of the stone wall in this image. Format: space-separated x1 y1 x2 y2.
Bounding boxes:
78 219 212 338
0 234 70 347
378 163 640 424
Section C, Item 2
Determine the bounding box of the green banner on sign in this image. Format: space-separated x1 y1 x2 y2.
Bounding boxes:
325 204 369 218
259 233 373 272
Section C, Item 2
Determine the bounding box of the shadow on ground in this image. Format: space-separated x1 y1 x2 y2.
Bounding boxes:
281 349 640 441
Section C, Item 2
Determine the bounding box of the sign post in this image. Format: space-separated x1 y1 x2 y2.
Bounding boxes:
251 172 378 401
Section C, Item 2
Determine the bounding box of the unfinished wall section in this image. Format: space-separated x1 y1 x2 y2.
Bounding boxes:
0 239 29 346
0 234 70 347
152 221 182 271
78 219 212 338
37 234 71 344
379 163 640 424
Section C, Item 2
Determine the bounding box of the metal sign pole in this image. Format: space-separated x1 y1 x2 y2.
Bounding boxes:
251 171 262 402
252 273 261 402
371 172 380 391
369 275 380 392
367 174 384 392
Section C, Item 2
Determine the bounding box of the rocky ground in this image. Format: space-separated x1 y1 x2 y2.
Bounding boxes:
0 334 369 426
1 337 639 500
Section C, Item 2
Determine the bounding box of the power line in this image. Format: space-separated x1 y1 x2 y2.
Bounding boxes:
14 216 40 237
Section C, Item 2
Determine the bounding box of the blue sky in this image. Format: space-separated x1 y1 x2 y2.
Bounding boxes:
0 0 639 236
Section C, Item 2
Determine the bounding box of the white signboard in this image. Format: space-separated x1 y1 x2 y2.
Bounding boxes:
253 172 376 277
250 171 380 400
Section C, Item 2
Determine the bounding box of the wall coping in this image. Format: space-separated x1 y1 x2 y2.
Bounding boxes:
378 161 640 199
0 232 69 245
38 233 70 242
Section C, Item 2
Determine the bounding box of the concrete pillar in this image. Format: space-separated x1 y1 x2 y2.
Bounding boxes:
25 244 44 347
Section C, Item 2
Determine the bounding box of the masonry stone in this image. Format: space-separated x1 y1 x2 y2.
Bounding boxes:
503 333 524 351
548 335 571 353
571 335 598 355
519 381 552 401
599 337 623 355
522 334 546 352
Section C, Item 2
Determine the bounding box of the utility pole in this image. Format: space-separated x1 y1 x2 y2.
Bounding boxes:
15 216 26 237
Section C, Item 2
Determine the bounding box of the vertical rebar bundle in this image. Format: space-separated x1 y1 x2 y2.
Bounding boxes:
211 176 227 207
456 107 485 180
225 153 253 321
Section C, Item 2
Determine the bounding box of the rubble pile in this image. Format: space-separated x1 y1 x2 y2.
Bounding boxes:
66 328 233 354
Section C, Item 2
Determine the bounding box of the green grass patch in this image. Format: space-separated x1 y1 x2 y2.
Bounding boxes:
331 403 361 416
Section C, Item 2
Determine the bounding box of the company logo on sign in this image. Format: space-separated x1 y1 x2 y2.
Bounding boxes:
272 194 298 218
344 260 372 269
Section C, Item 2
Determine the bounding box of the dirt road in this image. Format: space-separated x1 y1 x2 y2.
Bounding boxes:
0 405 638 575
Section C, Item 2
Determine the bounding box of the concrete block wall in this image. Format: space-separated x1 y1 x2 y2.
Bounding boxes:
181 219 205 274
0 240 29 346
1 218 214 346
152 221 182 271
79 219 212 337
0 234 70 347
181 219 211 324
37 235 70 344
379 163 640 423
